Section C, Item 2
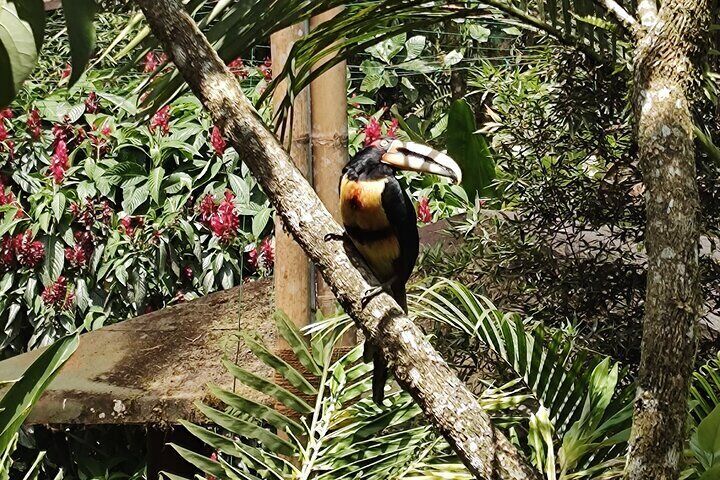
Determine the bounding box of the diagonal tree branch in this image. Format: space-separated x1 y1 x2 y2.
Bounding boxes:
592 0 639 37
134 0 540 478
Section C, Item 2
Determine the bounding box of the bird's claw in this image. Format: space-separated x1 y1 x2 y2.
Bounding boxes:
324 231 347 242
361 286 384 309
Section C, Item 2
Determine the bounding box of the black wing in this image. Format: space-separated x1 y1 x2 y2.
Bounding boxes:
381 176 419 286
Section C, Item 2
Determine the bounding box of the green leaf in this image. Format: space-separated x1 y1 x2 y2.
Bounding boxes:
274 311 319 376
0 0 44 107
446 99 495 201
43 237 64 284
148 166 165 204
122 183 149 214
700 464 720 480
466 24 491 43
222 359 312 414
195 402 296 456
0 334 78 452
240 333 316 395
51 192 66 222
61 0 97 85
696 404 720 458
443 49 463 67
169 444 225 479
251 207 271 239
404 35 425 61
366 33 405 63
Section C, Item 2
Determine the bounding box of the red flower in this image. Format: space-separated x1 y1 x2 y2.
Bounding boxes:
210 126 227 156
65 244 88 269
417 197 432 223
0 236 15 269
99 200 113 224
0 122 7 143
150 105 171 136
100 125 112 137
13 231 44 268
26 109 42 141
209 192 239 241
85 92 100 114
228 58 248 78
260 236 274 270
197 194 217 223
142 51 160 73
0 108 13 119
120 216 143 236
50 140 70 184
42 276 74 310
183 265 193 280
386 118 399 138
60 63 71 79
246 245 259 271
259 57 272 81
4 140 15 162
51 118 74 149
363 117 382 146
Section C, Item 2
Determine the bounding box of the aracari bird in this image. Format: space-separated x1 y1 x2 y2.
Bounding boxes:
338 137 461 404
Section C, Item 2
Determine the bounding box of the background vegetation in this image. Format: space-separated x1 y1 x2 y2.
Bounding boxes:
0 1 718 479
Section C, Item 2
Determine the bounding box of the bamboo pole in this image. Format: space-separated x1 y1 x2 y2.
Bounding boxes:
309 8 348 320
271 24 313 348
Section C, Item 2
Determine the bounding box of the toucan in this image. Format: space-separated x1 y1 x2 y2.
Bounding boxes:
337 137 462 404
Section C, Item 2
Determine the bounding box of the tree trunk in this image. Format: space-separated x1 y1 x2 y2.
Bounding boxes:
309 8 349 320
624 0 708 478
270 24 313 349
135 1 539 478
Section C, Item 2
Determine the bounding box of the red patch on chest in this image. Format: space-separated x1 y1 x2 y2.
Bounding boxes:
346 184 364 210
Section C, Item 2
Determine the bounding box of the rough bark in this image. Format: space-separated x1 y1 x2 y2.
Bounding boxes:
135 1 540 478
624 0 708 478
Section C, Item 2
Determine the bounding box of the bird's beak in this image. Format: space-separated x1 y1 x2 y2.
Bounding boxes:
381 140 462 184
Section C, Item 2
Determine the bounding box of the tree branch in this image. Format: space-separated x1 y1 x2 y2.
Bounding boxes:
134 0 540 478
636 0 658 28
593 0 639 37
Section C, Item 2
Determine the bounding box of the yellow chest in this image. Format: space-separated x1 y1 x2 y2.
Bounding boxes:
340 177 399 280
339 177 390 230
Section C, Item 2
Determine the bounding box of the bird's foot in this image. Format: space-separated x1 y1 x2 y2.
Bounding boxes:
361 285 385 309
324 231 347 242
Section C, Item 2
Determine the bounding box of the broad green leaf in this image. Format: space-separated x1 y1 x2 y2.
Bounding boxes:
700 464 720 480
43 238 64 285
446 99 495 201
61 0 97 85
696 404 720 457
148 166 165 204
251 207 271 239
466 24 491 43
0 334 78 452
366 33 405 63
404 35 425 61
51 192 66 222
0 0 44 107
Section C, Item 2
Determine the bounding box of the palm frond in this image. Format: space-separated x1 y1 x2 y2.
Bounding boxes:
173 310 474 480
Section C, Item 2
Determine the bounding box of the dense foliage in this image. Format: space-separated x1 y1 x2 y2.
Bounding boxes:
0 14 279 357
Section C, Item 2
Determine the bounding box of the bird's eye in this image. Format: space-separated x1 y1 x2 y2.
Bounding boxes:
380 139 390 148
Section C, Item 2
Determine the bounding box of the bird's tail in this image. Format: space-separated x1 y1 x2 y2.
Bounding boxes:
365 281 406 405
